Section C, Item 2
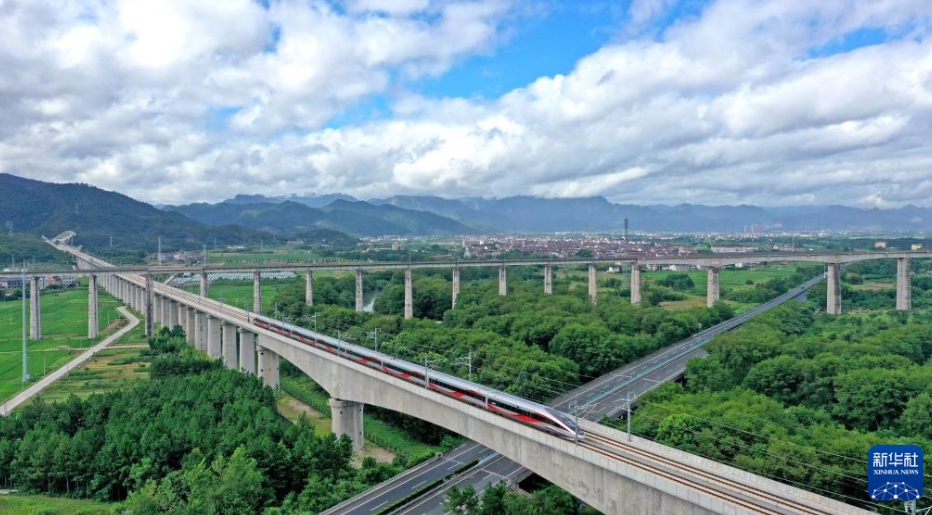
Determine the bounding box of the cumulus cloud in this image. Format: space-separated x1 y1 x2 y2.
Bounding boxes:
1 0 932 208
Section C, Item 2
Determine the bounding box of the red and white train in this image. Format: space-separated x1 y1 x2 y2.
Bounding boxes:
253 315 584 441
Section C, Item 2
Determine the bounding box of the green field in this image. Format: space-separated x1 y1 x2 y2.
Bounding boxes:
182 280 296 315
0 288 127 402
0 494 113 514
641 263 807 295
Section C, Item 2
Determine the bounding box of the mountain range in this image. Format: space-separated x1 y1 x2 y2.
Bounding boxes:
0 173 276 250
198 193 931 234
2 173 930 255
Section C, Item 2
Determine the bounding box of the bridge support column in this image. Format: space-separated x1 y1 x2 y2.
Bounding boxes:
29 276 41 340
544 264 552 295
404 268 413 319
257 337 280 389
199 272 208 298
305 271 313 306
355 269 363 312
207 316 221 359
253 271 262 315
144 274 153 337
588 264 597 304
452 267 460 309
88 275 99 339
160 296 169 327
238 328 256 374
329 398 364 452
826 263 841 315
499 265 507 296
706 267 720 308
194 312 206 351
631 265 642 305
168 301 179 329
186 307 196 344
222 323 237 369
897 258 912 311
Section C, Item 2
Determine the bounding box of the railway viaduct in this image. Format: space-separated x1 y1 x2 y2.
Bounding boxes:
2 242 922 513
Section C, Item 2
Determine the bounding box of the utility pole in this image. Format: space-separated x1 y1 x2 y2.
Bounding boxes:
21 267 29 383
158 237 162 266
367 327 380 352
452 350 473 382
423 357 437 389
569 400 579 443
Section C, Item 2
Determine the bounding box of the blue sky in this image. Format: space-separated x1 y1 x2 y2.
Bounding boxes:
1 0 932 207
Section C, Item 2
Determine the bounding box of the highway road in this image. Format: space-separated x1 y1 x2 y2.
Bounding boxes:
0 306 140 416
324 273 826 514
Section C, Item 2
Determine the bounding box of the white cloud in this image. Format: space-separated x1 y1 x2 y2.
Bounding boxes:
2 0 932 209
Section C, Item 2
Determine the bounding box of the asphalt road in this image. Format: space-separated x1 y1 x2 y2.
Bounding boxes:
325 273 826 514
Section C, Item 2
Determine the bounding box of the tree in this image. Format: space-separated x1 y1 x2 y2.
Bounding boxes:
445 484 480 514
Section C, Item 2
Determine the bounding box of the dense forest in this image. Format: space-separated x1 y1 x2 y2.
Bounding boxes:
268 265 761 401
0 328 400 513
624 261 932 513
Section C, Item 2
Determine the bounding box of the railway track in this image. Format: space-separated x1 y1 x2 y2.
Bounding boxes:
583 430 830 515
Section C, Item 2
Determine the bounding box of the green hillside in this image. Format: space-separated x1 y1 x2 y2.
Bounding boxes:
0 173 277 251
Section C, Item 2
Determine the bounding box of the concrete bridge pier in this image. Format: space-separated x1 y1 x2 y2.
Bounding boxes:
305 271 313 306
88 275 99 339
194 310 207 351
499 265 507 296
452 267 460 308
144 274 153 337
153 294 161 327
630 265 642 305
185 307 196 344
238 328 257 374
588 264 597 304
29 276 41 340
253 271 262 315
544 264 552 294
826 263 841 315
329 398 364 451
355 269 364 312
404 268 413 319
897 257 911 311
207 316 221 359
257 337 280 389
160 296 170 328
706 267 720 307
199 272 208 298
168 300 178 329
222 322 237 369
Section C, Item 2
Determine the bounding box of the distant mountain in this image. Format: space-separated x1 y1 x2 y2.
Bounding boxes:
0 173 275 250
772 205 932 232
369 195 932 233
223 193 357 208
166 198 477 237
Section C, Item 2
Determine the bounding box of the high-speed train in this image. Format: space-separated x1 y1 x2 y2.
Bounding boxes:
253 315 584 441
